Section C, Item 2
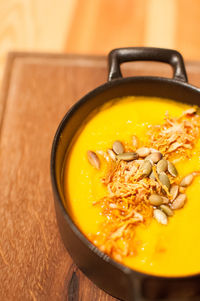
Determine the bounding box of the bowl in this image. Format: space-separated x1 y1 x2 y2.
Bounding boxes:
51 47 200 300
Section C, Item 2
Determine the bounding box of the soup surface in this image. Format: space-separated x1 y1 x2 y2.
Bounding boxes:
64 96 200 277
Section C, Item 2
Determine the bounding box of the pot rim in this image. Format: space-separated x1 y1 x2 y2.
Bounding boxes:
51 75 200 281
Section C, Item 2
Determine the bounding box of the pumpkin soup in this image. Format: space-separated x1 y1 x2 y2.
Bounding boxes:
64 97 200 277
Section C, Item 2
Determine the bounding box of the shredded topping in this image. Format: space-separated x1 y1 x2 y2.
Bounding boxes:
148 107 200 159
87 107 200 262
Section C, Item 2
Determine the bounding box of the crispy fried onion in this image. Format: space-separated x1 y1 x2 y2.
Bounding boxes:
148 107 200 158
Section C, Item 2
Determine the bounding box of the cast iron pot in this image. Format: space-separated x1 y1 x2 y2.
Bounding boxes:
51 47 200 301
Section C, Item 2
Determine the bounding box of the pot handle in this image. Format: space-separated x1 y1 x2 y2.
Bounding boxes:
108 47 188 82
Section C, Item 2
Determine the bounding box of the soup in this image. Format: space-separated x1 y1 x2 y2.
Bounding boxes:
64 96 200 277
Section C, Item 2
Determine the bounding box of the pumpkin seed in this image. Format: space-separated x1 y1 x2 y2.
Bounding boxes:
153 209 168 225
179 187 186 193
182 107 197 115
87 151 100 169
168 161 178 177
117 152 139 161
146 152 163 164
157 159 168 173
136 147 151 158
171 194 187 210
160 204 174 216
161 196 169 204
112 140 124 155
159 172 170 190
169 185 179 202
107 149 116 161
140 160 152 176
149 194 163 206
180 174 194 187
132 135 139 149
149 171 156 180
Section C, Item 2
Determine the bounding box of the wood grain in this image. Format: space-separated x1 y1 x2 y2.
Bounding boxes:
66 0 147 55
0 52 200 300
65 0 200 62
0 0 200 87
0 0 77 81
175 0 200 60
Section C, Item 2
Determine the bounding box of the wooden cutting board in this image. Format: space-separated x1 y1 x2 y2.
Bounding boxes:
0 52 200 301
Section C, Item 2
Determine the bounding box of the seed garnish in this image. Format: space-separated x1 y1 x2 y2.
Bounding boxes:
161 196 169 204
157 159 168 173
140 160 152 177
88 107 200 262
180 174 194 187
117 152 139 161
179 187 186 193
159 172 170 191
149 194 163 206
154 209 168 225
149 170 156 180
182 107 197 116
171 194 187 210
169 185 179 202
168 161 178 177
87 151 100 169
146 152 163 163
136 147 151 158
113 140 124 155
107 149 116 161
160 205 174 216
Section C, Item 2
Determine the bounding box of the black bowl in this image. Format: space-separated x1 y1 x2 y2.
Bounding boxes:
51 47 200 301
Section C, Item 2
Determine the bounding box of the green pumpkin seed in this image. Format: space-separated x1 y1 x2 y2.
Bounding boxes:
117 152 139 161
112 140 124 155
180 174 194 187
160 204 174 216
159 172 170 190
87 151 100 169
153 209 168 225
136 147 151 158
157 159 168 173
146 152 163 164
168 161 178 177
132 135 139 149
149 194 163 206
169 185 179 201
107 149 116 161
141 160 152 176
171 194 187 210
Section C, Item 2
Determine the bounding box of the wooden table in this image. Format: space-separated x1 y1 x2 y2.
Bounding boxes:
0 53 200 301
1 0 200 86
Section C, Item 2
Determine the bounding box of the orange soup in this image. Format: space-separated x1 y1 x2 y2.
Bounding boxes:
64 97 200 277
